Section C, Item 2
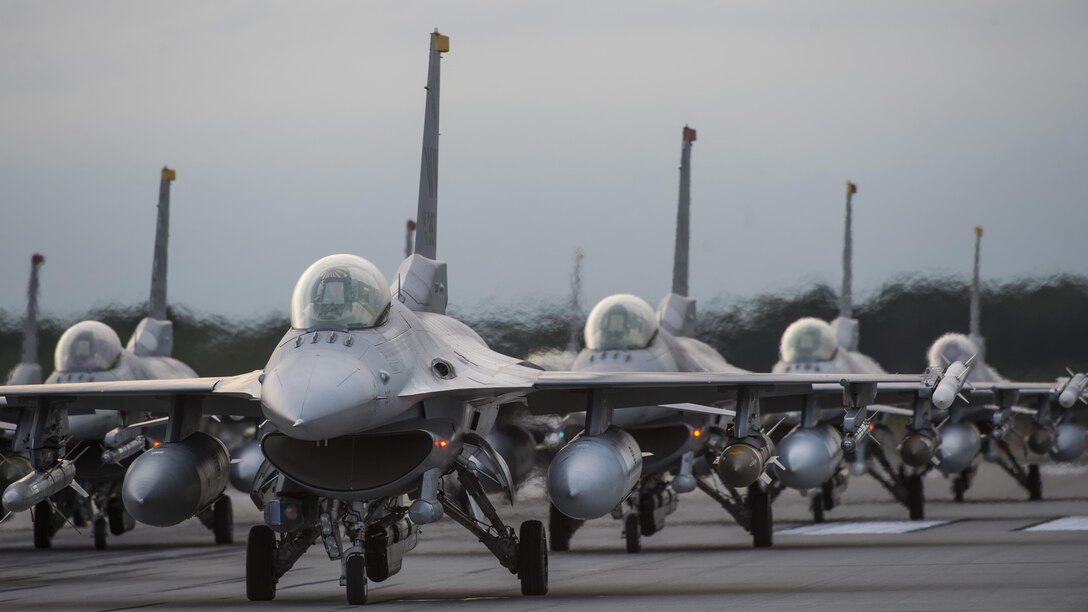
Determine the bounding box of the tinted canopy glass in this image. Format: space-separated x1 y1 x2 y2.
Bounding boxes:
290 254 391 330
55 320 123 372
584 294 658 351
780 317 838 363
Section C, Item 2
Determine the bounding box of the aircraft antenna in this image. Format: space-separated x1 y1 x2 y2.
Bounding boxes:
969 226 985 359
20 254 45 365
149 167 175 321
672 126 696 297
413 30 449 260
566 248 585 353
839 180 857 318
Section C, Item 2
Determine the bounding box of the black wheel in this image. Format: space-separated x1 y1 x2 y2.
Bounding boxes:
906 474 925 520
93 517 108 550
107 498 128 535
548 504 572 552
953 475 966 503
821 480 835 511
213 496 234 544
1027 464 1043 501
246 525 277 601
518 520 548 596
810 493 825 523
33 501 53 549
748 485 773 548
624 514 641 554
345 553 368 605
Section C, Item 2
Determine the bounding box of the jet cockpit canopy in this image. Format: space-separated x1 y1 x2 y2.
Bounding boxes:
55 320 123 372
291 254 391 331
584 294 658 351
780 317 838 363
927 333 977 368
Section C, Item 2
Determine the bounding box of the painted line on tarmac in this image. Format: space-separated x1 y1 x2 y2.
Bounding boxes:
777 520 950 535
1022 516 1088 532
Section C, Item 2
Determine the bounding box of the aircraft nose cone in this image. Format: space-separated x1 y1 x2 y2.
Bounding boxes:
262 352 379 440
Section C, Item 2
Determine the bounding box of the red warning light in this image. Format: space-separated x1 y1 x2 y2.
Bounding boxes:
152 441 161 447
868 423 875 432
436 439 449 448
693 429 703 438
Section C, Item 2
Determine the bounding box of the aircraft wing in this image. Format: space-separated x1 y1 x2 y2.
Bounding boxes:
523 371 924 416
0 371 263 421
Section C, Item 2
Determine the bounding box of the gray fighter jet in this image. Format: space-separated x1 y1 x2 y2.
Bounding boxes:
918 227 1087 505
3 167 234 550
767 184 1074 522
546 127 779 552
0 32 978 606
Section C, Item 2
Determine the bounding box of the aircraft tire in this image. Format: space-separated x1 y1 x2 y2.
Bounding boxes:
749 485 773 548
810 493 825 523
107 498 128 535
246 525 277 601
33 501 53 549
953 474 967 503
213 496 234 544
907 474 925 520
1027 464 1043 501
345 553 368 605
624 514 641 554
548 504 571 552
93 517 108 550
518 520 548 596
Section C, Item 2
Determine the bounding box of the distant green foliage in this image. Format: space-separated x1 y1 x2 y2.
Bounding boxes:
2 275 1086 380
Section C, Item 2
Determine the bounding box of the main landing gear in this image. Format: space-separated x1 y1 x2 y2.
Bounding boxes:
694 475 776 548
246 463 548 605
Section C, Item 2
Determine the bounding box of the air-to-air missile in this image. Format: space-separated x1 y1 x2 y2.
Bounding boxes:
2 460 84 513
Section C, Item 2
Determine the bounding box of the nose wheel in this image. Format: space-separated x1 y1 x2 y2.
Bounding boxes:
518 520 548 595
246 525 277 601
345 552 369 605
747 484 773 548
623 514 641 553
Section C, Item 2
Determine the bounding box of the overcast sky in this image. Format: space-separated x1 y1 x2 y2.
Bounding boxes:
1 1 1085 319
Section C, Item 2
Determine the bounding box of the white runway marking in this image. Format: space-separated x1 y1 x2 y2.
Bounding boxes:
1024 516 1088 532
778 520 949 535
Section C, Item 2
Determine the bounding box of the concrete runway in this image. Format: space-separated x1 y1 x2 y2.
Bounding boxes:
1 462 1087 611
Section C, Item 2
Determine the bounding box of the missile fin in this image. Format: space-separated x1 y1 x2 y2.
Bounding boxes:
69 481 89 498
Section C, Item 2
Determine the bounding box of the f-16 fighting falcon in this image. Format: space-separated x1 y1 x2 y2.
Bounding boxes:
914 226 1087 509
0 168 235 550
546 126 777 553
0 31 983 606
772 187 1085 521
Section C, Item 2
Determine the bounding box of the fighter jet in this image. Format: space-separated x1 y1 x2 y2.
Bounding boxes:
917 227 1087 506
546 127 779 552
772 186 1083 522
0 31 975 606
2 168 235 550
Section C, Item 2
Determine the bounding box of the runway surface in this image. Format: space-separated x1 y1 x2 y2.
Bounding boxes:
2 462 1086 611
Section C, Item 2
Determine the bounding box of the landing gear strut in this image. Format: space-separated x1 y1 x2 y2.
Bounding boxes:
748 483 772 548
438 462 548 596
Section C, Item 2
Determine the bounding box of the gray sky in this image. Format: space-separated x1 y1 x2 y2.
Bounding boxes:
2 1 1085 319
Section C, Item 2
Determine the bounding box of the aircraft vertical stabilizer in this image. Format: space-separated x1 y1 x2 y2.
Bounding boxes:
413 30 448 261
969 226 986 361
394 31 449 315
658 127 698 337
5 253 45 385
566 249 585 353
671 126 695 297
831 181 859 351
128 167 176 357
